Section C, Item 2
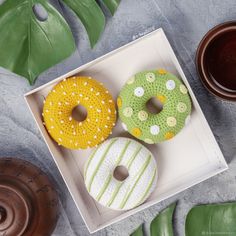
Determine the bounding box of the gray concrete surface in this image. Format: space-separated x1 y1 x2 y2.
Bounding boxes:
1 0 236 235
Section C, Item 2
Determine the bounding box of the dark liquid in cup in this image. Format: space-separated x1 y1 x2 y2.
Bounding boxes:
205 30 236 91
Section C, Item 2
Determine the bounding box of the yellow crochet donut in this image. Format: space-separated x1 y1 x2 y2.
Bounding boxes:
43 76 116 149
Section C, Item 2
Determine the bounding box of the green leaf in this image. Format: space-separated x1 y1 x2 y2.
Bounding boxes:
131 225 144 236
102 0 120 15
185 202 236 236
0 0 76 85
62 0 105 48
150 202 176 236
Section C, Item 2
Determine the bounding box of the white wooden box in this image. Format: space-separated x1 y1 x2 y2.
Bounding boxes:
25 29 228 233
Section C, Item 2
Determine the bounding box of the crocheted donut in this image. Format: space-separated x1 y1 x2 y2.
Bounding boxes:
84 137 157 210
117 69 192 144
43 76 116 149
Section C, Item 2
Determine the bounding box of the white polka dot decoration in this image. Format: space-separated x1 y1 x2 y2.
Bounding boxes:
138 110 148 121
127 76 135 85
166 80 176 90
180 84 188 94
167 117 177 127
145 72 156 82
145 138 154 144
122 122 128 131
134 87 145 97
150 125 160 135
123 107 133 117
177 102 187 113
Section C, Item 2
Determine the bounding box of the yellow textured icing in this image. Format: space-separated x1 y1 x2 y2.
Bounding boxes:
156 95 166 104
157 69 167 75
131 127 142 137
43 76 116 149
164 132 175 140
117 97 122 108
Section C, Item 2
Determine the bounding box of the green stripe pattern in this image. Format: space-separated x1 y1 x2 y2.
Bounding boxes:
96 140 131 201
84 147 99 178
87 138 117 192
119 155 152 209
96 174 113 201
85 137 157 210
135 169 157 206
107 145 142 207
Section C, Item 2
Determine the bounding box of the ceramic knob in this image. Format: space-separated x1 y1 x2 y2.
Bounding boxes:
0 158 59 236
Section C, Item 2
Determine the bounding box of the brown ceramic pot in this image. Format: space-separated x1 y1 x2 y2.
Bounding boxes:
196 21 236 101
0 158 59 236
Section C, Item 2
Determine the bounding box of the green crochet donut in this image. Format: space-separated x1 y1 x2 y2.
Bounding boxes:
117 69 192 144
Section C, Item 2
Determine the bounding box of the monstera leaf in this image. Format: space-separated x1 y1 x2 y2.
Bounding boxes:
0 0 120 84
61 0 120 47
185 202 236 236
62 0 105 48
102 0 120 15
150 203 176 236
129 203 176 236
130 225 144 236
130 202 236 236
0 0 76 85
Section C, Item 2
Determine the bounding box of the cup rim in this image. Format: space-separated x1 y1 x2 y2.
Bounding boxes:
196 21 236 101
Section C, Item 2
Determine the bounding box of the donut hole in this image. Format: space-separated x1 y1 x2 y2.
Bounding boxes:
0 206 7 223
146 97 163 114
72 105 87 122
113 165 129 182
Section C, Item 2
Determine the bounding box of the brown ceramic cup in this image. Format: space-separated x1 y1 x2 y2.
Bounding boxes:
0 158 59 236
196 21 236 101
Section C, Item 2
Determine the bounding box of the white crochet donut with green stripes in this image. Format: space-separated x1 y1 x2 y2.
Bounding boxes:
84 137 157 210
